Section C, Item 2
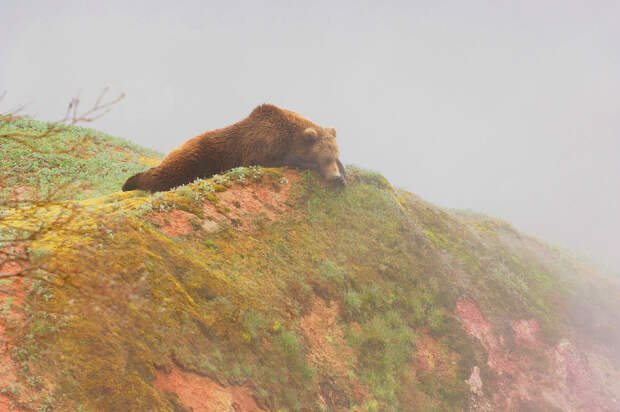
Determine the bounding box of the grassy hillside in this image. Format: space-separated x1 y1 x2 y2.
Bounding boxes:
1 119 619 411
0 118 161 201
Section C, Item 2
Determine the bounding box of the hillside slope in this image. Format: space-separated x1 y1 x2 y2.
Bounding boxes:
1 120 619 411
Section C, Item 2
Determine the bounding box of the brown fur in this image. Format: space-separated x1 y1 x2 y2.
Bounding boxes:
122 104 345 192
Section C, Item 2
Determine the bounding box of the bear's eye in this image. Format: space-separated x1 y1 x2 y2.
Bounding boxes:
303 135 317 145
302 128 319 145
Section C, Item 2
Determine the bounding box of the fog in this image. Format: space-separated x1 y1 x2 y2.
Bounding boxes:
2 1 619 275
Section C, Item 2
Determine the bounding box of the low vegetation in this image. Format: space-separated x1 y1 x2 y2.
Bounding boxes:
1 118 619 411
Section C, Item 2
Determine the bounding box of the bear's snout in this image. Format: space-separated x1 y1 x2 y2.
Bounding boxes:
321 159 345 185
329 175 346 186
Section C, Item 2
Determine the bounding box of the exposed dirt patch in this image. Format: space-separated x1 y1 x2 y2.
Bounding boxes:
150 209 196 237
300 297 368 408
0 247 29 412
406 329 462 410
202 172 302 233
149 171 302 237
456 297 618 411
546 339 619 412
301 297 352 378
581 342 620 405
455 298 516 375
0 312 22 412
412 329 458 378
0 246 27 279
0 185 34 205
154 366 266 412
511 318 540 349
6 186 32 202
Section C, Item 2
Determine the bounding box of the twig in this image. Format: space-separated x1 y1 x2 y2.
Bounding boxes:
58 87 125 124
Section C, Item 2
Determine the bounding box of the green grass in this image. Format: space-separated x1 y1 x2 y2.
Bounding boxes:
2 122 619 411
0 118 162 201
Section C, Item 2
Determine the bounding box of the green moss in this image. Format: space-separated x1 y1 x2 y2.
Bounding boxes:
4 124 610 411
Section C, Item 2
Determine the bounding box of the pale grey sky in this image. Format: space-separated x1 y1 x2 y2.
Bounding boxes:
2 0 619 274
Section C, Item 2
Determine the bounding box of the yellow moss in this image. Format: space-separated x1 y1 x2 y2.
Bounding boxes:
262 167 284 177
390 192 407 215
5 167 578 411
138 155 161 167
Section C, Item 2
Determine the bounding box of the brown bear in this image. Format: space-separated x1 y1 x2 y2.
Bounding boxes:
122 104 345 192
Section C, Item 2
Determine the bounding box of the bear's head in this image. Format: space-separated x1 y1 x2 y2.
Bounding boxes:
288 126 345 185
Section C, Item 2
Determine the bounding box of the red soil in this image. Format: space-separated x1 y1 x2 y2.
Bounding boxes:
0 246 27 278
511 318 540 348
0 247 29 412
150 209 196 237
412 329 458 378
3 186 32 203
455 298 516 375
300 298 352 379
300 298 368 408
154 367 266 412
150 171 302 237
456 297 618 411
202 173 301 233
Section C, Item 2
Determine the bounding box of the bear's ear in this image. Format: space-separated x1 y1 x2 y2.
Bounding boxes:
327 127 337 137
303 128 319 144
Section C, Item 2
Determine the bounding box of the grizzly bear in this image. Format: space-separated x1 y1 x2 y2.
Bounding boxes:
122 104 345 192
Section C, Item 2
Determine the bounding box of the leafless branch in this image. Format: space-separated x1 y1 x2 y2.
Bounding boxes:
0 91 28 119
58 87 125 124
0 88 126 284
1 88 124 156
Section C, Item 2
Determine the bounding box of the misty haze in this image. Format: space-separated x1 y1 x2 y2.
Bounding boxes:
2 1 618 275
2 3 620 411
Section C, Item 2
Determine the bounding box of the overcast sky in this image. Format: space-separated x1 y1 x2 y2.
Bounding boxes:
2 0 619 275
